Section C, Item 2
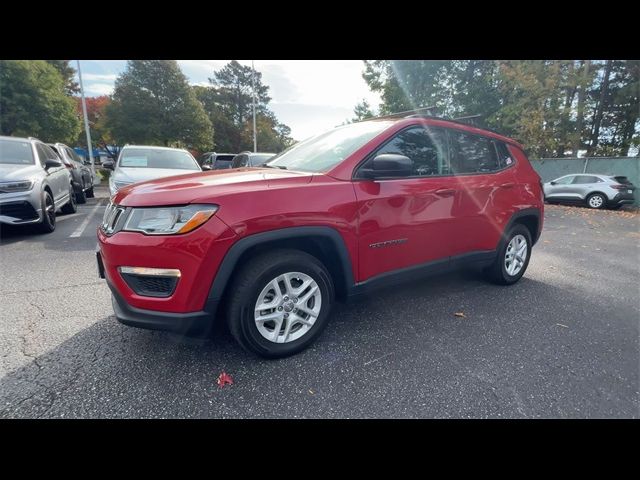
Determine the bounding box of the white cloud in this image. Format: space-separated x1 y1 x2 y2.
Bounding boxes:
82 73 118 82
84 83 114 96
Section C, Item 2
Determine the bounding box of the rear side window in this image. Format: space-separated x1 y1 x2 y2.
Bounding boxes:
448 130 500 174
494 142 515 168
572 175 601 184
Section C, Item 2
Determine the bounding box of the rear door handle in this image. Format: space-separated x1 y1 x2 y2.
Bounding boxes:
435 188 456 196
500 182 515 188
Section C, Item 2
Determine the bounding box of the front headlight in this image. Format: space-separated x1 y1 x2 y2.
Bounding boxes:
0 180 34 193
123 204 219 235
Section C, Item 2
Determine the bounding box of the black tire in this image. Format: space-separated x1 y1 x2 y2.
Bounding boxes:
586 192 606 209
61 184 77 214
85 185 95 198
75 184 87 204
484 224 532 285
37 191 56 234
226 249 335 358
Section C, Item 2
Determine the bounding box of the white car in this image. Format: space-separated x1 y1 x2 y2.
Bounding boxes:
104 145 203 196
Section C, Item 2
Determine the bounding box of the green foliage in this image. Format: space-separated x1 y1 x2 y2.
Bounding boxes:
105 60 213 151
0 60 81 144
46 60 80 95
351 99 375 122
194 61 294 152
362 60 639 157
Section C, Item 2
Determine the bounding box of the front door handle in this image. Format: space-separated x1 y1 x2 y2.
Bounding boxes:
435 188 456 196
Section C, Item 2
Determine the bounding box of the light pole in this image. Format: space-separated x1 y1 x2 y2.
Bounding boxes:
76 60 95 178
252 60 257 153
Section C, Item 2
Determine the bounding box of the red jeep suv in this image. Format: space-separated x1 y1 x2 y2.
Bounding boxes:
97 114 544 358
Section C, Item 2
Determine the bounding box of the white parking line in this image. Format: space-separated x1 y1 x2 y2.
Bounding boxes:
69 202 104 238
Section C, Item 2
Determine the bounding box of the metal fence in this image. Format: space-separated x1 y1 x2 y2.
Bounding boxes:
530 157 640 205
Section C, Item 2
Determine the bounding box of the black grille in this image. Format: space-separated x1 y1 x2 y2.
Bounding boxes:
121 273 178 297
0 201 38 221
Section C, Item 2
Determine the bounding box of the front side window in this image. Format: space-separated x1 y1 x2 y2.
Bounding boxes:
118 148 200 170
448 130 500 174
0 139 35 165
554 176 575 185
36 144 58 166
361 126 447 177
265 120 394 173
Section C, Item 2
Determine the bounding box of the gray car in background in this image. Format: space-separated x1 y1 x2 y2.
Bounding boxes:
48 142 95 204
0 136 77 233
103 145 202 197
543 174 636 209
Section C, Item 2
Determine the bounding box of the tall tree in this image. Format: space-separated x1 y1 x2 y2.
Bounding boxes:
351 99 375 122
208 60 271 127
0 60 81 144
104 60 213 151
46 60 80 95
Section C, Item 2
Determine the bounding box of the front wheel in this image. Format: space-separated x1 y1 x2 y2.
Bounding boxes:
484 224 532 285
37 191 56 233
226 249 335 358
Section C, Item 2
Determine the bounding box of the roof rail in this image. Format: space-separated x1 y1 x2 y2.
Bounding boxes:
371 106 439 121
27 136 42 142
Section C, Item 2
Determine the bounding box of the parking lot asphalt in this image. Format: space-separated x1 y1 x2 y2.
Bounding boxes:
0 189 638 418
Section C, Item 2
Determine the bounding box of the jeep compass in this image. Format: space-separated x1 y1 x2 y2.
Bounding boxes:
97 113 544 358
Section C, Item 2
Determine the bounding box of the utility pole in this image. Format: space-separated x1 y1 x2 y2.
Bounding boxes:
76 60 96 178
252 60 257 153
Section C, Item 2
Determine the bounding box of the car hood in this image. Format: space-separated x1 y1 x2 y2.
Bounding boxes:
113 167 200 185
0 164 43 182
114 167 315 207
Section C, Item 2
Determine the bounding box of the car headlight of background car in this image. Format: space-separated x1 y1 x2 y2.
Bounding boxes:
123 204 219 235
0 180 34 193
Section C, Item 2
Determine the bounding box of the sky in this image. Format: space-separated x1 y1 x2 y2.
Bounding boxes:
78 60 382 141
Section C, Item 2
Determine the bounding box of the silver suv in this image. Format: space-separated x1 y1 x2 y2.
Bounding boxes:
0 136 77 233
543 174 636 209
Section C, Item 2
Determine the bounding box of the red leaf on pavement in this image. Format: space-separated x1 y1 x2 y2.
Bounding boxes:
217 372 234 388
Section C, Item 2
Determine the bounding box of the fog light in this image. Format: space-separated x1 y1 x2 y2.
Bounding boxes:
118 267 181 297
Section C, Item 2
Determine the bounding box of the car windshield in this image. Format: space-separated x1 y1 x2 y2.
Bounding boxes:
0 139 34 165
119 148 200 170
264 121 393 172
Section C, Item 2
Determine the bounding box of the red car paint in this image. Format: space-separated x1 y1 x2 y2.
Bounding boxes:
98 117 543 315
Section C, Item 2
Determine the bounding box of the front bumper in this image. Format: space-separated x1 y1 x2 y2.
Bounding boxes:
107 280 218 334
0 191 42 225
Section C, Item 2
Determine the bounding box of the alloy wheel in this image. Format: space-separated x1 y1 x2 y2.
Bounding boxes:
504 234 528 276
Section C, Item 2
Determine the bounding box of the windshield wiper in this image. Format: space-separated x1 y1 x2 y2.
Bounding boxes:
262 163 287 170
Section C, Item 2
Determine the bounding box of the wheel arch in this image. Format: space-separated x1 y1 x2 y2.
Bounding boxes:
208 227 356 304
504 208 541 246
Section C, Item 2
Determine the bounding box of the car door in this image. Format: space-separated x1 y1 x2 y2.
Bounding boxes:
67 147 91 186
545 175 576 199
445 129 517 256
36 143 68 203
353 125 458 281
571 175 602 200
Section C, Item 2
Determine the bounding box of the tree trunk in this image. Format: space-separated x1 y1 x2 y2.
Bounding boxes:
573 60 591 156
588 60 613 155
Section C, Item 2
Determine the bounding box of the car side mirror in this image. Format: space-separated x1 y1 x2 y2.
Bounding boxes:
360 154 413 179
45 159 63 169
102 160 115 170
201 164 212 171
550 181 557 186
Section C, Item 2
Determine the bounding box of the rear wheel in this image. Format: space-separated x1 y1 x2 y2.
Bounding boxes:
61 184 77 214
586 193 606 209
37 191 56 234
85 185 94 198
484 224 532 285
226 249 334 358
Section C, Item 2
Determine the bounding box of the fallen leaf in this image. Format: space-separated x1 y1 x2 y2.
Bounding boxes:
556 323 569 328
543 240 551 244
454 312 466 318
217 372 234 388
309 389 314 395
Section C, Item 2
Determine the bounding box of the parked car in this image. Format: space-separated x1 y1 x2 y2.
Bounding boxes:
199 152 236 170
97 114 543 358
230 151 276 168
48 143 94 204
0 136 77 233
103 145 202 197
543 174 635 209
